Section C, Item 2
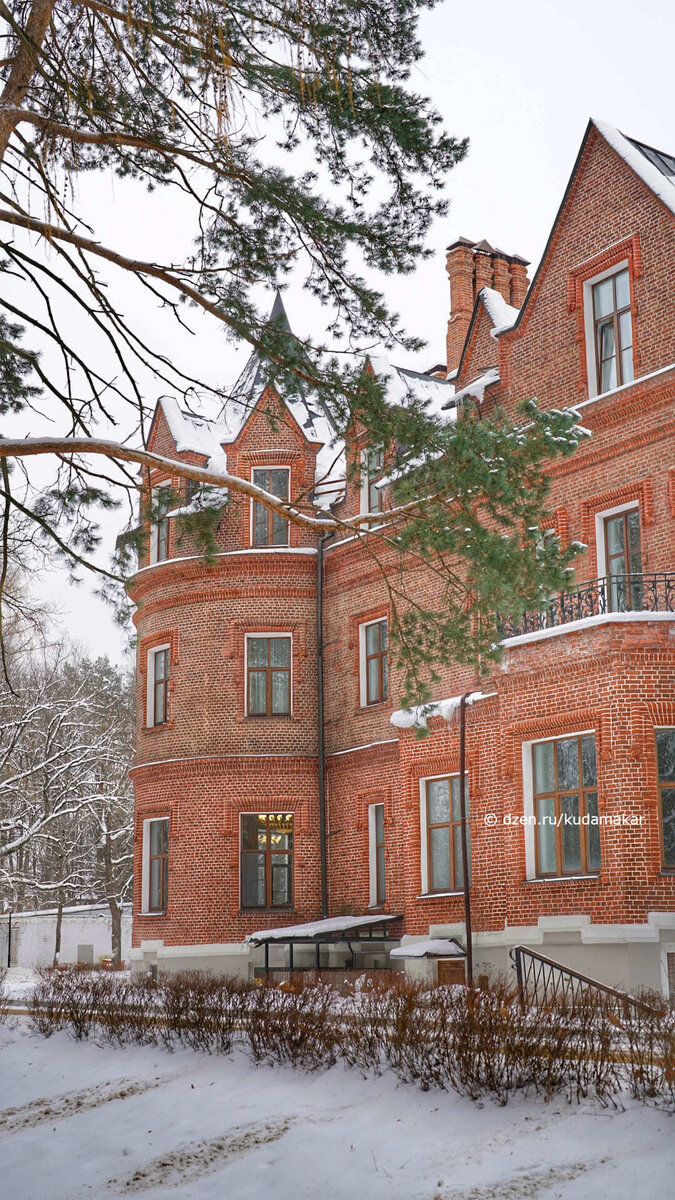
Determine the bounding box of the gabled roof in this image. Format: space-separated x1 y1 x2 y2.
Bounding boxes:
595 121 675 215
500 119 675 343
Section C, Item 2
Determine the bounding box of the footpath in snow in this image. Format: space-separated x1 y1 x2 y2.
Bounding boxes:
1 1020 674 1200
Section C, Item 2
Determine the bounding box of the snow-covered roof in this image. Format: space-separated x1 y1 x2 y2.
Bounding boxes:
160 396 229 474
390 938 465 959
245 913 401 945
593 119 675 217
391 690 495 731
442 367 499 411
479 287 520 337
368 356 455 419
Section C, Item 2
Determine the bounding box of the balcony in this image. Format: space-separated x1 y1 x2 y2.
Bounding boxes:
499 572 675 640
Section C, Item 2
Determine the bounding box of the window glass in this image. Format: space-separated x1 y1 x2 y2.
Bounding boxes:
252 468 289 546
430 826 451 890
247 637 291 715
427 778 450 824
426 777 470 892
615 268 630 309
363 619 388 705
657 730 675 868
593 277 614 318
147 818 169 912
241 813 293 908
533 736 599 876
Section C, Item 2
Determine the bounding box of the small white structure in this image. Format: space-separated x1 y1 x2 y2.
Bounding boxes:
391 936 466 984
0 903 132 969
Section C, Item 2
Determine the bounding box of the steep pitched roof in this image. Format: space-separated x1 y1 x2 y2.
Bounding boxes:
593 120 675 216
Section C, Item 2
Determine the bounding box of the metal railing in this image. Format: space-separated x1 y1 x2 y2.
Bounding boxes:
509 945 652 1017
499 571 675 639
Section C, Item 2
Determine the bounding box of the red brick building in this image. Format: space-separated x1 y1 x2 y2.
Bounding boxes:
129 120 675 997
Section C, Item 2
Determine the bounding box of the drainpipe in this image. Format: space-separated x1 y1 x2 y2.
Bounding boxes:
317 530 335 918
458 693 474 986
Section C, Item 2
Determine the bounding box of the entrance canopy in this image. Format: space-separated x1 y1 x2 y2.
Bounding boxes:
245 913 402 947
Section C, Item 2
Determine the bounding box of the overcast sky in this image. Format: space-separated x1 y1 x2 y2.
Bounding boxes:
29 0 674 665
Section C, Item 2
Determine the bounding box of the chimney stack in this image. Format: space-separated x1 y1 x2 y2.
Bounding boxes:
445 239 530 376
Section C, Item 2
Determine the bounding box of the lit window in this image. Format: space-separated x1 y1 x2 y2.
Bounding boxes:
592 268 633 394
241 813 294 908
146 645 170 727
246 636 291 715
533 735 600 876
252 468 289 546
360 618 388 706
657 729 675 869
144 818 169 913
423 777 470 893
369 803 386 906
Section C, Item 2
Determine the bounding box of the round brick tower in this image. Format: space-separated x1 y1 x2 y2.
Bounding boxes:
129 298 339 975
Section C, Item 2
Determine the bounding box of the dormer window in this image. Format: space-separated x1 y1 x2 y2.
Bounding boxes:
591 268 633 394
252 468 289 547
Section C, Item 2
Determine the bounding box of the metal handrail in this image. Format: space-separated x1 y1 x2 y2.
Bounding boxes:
499 570 675 639
509 945 654 1015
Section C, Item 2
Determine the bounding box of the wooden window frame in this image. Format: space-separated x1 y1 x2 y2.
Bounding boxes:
251 466 290 547
245 634 292 717
656 728 675 872
603 508 643 609
146 817 169 913
592 268 633 394
533 735 600 878
240 812 294 910
150 483 171 564
424 776 470 894
362 618 388 706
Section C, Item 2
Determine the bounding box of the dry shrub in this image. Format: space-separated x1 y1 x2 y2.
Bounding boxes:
244 979 339 1070
21 966 675 1110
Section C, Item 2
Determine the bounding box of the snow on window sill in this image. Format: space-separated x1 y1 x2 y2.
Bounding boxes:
416 891 464 900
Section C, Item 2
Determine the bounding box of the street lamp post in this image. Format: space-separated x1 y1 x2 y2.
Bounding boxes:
458 694 473 986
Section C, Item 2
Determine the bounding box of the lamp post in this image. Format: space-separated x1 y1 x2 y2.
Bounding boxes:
6 908 11 969
458 694 473 986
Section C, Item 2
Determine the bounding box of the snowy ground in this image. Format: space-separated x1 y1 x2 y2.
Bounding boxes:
1 1020 673 1200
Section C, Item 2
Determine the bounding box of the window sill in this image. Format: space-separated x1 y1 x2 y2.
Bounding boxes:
239 909 296 916
245 714 294 720
522 874 601 884
143 722 173 733
139 911 167 917
358 701 392 714
417 891 465 900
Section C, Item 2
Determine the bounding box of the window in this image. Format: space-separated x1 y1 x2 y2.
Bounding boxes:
533 735 600 877
144 818 169 913
146 645 170 727
246 636 291 716
362 447 384 515
360 618 388 706
369 803 386 906
241 813 293 908
149 484 171 563
657 729 675 869
603 508 643 611
591 268 633 394
252 468 289 546
423 776 470 894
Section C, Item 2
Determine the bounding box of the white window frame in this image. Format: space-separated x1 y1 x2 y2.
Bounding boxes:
359 616 388 708
582 258 630 400
418 773 466 898
594 500 640 580
245 632 293 717
359 447 385 520
146 643 170 728
521 729 596 880
149 481 171 564
368 803 385 907
250 465 290 548
141 816 169 914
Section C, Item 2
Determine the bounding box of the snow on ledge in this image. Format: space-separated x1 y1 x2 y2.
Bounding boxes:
391 690 495 731
502 610 675 649
390 938 465 959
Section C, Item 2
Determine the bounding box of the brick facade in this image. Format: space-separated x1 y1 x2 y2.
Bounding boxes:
130 119 675 992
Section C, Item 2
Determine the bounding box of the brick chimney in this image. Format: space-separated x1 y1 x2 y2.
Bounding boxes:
445 239 530 375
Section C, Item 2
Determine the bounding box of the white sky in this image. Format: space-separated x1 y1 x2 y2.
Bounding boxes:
23 0 674 664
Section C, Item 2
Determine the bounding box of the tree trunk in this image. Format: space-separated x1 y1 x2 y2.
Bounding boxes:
53 896 63 967
0 0 56 160
109 896 122 968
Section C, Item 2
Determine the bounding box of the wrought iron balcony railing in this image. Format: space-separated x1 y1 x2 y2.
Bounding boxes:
499 571 675 640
